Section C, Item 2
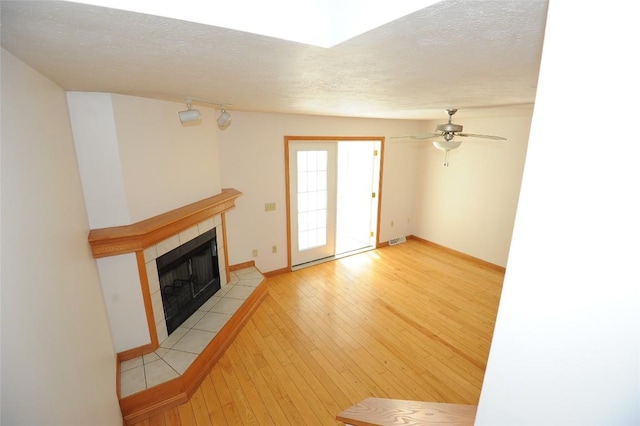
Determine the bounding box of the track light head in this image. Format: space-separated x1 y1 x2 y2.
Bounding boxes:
217 109 232 129
178 108 201 123
178 97 201 123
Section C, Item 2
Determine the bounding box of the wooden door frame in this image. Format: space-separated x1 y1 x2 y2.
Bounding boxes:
284 136 385 271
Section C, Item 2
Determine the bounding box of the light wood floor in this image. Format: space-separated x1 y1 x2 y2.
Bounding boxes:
131 239 504 425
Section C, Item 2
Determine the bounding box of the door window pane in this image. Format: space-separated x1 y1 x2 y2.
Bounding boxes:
297 150 328 251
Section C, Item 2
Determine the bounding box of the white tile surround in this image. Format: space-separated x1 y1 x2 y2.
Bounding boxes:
143 215 227 345
118 212 265 398
120 266 264 397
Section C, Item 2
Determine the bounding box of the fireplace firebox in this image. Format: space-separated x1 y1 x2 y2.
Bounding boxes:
156 228 221 335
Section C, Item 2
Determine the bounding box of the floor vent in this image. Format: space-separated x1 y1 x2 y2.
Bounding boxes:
389 236 407 246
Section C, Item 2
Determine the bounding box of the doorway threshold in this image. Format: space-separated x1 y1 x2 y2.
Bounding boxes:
291 245 375 271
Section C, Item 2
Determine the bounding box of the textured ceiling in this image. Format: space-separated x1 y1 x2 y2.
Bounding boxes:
0 0 548 120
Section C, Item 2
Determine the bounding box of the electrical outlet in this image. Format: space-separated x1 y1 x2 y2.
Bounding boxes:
252 249 258 257
265 202 276 211
272 245 277 253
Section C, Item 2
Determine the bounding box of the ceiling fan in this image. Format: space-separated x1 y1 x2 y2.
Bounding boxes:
393 108 506 166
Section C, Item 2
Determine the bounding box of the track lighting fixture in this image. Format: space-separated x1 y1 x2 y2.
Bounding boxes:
178 96 232 129
217 109 231 128
178 97 201 123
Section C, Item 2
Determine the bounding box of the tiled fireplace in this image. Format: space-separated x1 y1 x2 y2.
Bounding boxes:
143 215 227 345
87 189 270 423
88 189 243 353
120 265 263 397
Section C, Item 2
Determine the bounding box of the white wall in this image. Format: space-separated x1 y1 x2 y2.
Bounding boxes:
66 92 131 229
112 94 222 223
413 112 532 267
96 253 149 352
0 49 123 424
216 111 425 272
476 2 640 425
67 92 224 352
68 92 222 226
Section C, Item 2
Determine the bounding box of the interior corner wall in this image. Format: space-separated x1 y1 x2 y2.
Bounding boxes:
412 112 532 267
475 2 640 424
1 49 123 425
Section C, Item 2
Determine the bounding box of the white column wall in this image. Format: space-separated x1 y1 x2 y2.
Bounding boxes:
67 92 131 228
475 2 640 424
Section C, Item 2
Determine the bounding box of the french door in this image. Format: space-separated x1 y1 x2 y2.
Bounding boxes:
288 142 338 266
287 138 382 269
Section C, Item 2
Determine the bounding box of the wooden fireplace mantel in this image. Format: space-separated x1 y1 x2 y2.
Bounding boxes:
88 188 242 258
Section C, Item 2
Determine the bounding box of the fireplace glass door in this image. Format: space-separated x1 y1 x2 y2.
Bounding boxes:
156 229 221 335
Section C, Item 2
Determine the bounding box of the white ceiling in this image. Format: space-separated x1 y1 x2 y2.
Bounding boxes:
0 0 548 120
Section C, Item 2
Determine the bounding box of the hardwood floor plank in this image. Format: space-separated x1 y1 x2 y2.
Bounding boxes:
218 402 244 426
218 354 260 425
226 343 274 425
238 320 269 369
290 344 353 409
243 323 311 424
176 402 197 426
147 411 165 426
163 406 181 425
261 334 324 424
286 342 350 419
126 241 503 425
198 374 226 425
209 365 244 425
274 394 308 425
358 341 439 402
281 361 335 424
234 332 290 425
344 346 414 399
308 348 369 402
189 388 213 426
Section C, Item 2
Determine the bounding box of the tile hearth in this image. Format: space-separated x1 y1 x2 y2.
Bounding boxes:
119 267 263 398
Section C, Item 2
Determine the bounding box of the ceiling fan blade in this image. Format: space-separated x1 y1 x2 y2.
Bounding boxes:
456 133 507 140
411 133 442 140
391 132 442 140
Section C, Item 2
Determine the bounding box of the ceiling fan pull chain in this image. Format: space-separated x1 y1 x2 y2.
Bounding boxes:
444 150 450 167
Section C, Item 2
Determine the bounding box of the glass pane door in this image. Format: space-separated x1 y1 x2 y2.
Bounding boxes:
289 142 337 267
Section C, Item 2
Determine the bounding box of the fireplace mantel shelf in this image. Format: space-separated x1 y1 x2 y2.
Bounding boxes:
88 188 242 258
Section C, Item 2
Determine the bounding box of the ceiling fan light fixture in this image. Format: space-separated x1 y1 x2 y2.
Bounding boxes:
432 140 462 152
